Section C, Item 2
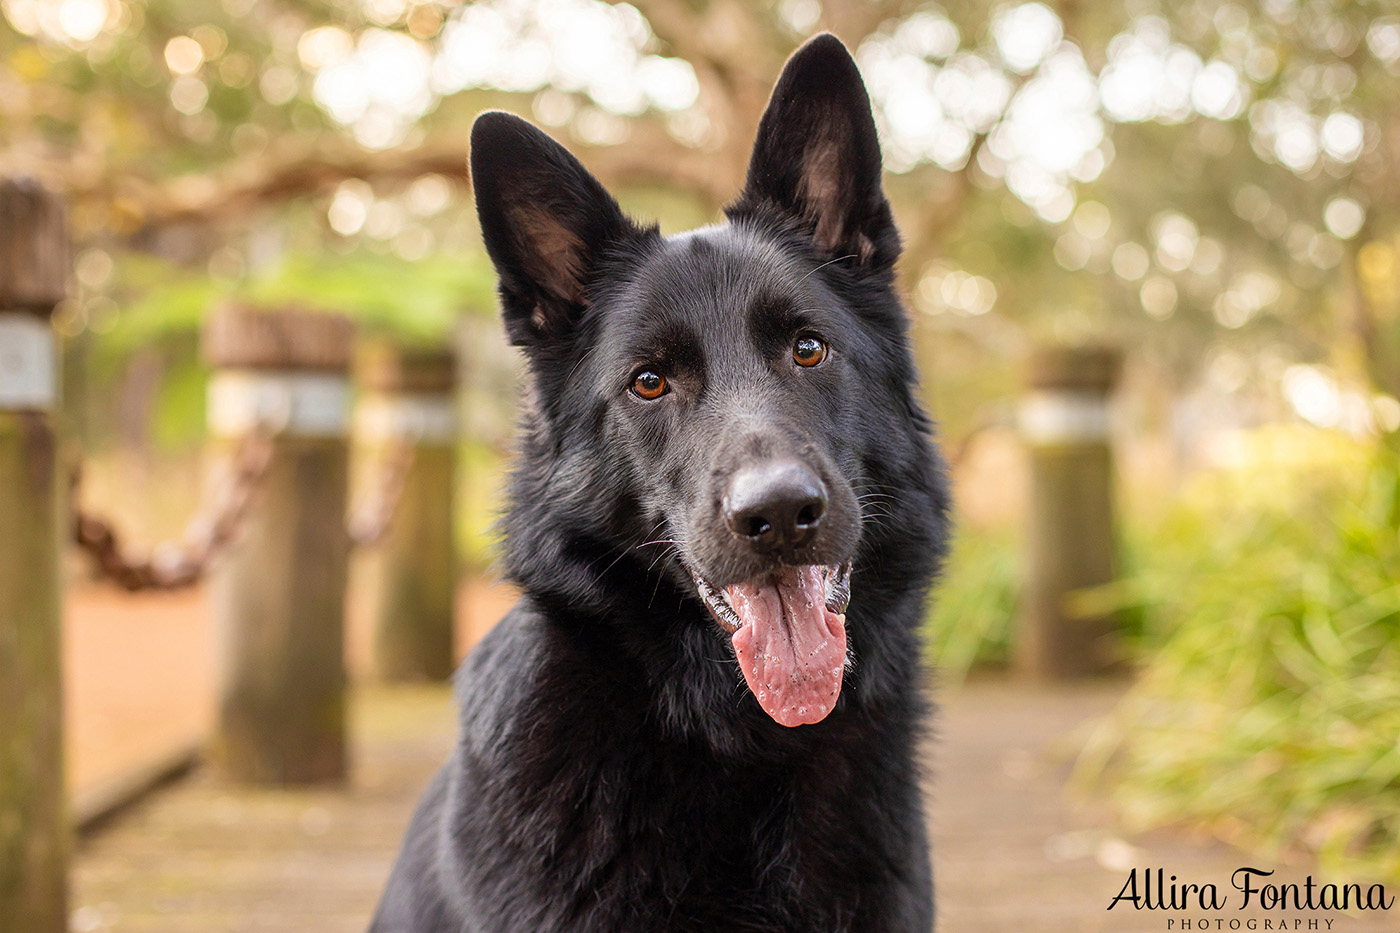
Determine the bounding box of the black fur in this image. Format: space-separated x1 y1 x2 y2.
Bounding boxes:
371 34 949 933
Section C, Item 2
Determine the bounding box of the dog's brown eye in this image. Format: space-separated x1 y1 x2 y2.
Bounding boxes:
793 336 828 367
632 371 667 400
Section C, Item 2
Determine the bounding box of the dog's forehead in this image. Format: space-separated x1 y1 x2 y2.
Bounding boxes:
620 224 809 324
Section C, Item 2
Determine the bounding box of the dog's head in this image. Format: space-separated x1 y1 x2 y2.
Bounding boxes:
471 35 944 730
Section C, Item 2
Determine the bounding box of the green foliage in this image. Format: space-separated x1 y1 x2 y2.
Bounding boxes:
150 356 211 449
1080 431 1400 881
241 249 498 343
922 524 1021 684
109 254 225 342
10 0 1400 409
455 439 508 574
97 246 496 348
67 246 497 453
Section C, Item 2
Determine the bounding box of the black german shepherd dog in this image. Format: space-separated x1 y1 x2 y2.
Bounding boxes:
371 33 949 933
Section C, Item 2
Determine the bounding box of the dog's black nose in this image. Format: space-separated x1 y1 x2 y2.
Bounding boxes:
723 461 828 553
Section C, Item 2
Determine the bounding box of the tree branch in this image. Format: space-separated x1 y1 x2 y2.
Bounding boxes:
57 121 735 233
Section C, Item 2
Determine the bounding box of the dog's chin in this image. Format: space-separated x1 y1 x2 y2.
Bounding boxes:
690 562 852 728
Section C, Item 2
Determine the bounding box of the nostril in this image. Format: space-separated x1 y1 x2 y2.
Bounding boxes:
795 500 825 529
744 516 772 539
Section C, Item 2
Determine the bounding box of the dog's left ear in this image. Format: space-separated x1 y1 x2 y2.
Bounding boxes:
728 34 897 269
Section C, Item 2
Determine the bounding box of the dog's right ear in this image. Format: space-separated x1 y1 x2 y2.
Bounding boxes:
470 111 646 349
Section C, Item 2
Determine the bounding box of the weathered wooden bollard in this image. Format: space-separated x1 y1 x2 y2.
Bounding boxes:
1015 344 1122 679
0 179 69 933
204 305 355 783
355 343 459 682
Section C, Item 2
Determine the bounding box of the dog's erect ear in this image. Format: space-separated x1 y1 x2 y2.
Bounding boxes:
728 34 897 268
470 111 645 348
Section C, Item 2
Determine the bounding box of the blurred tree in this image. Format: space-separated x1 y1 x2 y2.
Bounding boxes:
5 0 1400 441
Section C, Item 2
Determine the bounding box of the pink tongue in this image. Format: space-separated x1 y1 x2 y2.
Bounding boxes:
726 565 847 727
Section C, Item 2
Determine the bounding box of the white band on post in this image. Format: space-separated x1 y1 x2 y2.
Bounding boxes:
0 313 57 411
355 394 457 444
208 369 351 438
1019 390 1111 445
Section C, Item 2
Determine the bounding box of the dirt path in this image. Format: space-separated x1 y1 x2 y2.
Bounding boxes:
64 578 516 799
64 587 215 797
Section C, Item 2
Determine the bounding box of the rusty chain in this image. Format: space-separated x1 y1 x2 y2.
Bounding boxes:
71 428 276 592
73 425 418 590
348 436 416 548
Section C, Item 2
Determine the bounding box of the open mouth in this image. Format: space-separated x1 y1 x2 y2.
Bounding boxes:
692 562 852 728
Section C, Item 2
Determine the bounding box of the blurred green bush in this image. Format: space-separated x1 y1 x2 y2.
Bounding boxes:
67 247 497 453
921 523 1021 685
1079 428 1400 881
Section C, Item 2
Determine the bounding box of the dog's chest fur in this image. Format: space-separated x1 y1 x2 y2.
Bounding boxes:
425 611 930 933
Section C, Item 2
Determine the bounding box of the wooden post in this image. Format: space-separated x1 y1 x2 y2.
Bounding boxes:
356 343 459 682
0 179 69 933
1015 344 1122 679
204 305 355 784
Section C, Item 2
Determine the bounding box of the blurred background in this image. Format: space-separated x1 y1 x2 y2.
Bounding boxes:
4 0 1400 930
